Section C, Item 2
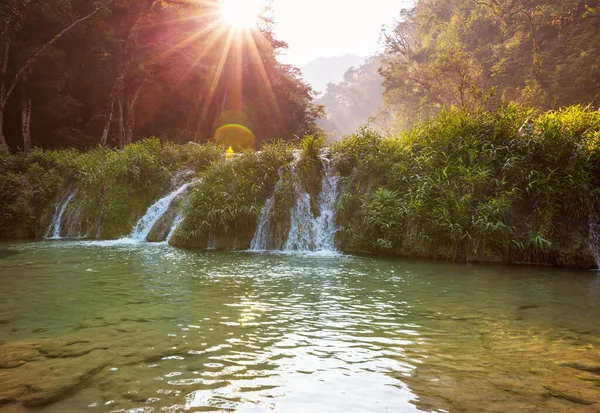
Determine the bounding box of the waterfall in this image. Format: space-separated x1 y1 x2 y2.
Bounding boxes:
586 196 600 269
45 188 78 239
250 167 283 251
129 179 198 242
250 152 339 253
284 159 338 252
165 212 184 244
207 231 217 250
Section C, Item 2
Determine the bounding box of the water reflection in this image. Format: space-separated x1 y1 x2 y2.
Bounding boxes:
0 241 598 412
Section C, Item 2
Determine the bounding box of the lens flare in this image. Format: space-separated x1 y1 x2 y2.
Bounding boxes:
215 124 256 151
214 110 255 151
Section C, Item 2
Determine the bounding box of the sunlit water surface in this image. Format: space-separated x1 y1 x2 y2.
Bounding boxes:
0 241 599 412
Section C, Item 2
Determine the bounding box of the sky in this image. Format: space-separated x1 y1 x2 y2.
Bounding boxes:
271 0 414 67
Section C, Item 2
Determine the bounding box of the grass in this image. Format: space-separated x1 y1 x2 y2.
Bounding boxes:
332 104 600 267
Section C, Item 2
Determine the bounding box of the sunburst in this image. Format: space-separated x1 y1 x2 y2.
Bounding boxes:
218 0 263 30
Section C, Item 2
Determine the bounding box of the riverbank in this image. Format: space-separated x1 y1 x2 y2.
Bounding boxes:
1 105 599 268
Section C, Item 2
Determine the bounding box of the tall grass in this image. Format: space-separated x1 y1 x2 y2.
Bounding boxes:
333 105 600 267
174 142 294 248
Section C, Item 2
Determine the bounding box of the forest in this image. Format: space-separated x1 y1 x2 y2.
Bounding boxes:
0 0 321 151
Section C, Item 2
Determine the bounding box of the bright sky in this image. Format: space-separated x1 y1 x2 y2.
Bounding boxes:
271 0 414 67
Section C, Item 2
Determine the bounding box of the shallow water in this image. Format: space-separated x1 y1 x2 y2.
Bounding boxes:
0 241 599 412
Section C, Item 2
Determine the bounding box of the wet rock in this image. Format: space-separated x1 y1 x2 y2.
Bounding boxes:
0 344 40 368
544 385 595 405
35 339 108 359
564 362 600 375
517 305 540 311
0 369 29 407
21 356 108 407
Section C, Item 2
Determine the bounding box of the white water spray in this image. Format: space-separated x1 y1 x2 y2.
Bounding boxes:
251 152 339 253
165 212 184 244
129 179 198 242
586 196 600 269
46 188 78 239
250 167 284 251
284 158 338 252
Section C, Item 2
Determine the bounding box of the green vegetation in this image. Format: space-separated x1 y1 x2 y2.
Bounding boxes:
0 139 221 238
173 142 294 249
381 0 600 129
1 106 600 268
333 105 600 267
75 139 222 238
0 147 77 237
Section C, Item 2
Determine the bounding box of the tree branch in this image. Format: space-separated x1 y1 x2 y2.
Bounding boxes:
1 0 114 107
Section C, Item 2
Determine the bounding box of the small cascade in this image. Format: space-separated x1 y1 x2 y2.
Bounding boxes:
129 179 199 242
251 152 339 253
250 168 284 251
46 188 78 239
165 212 184 244
586 196 600 269
207 231 217 250
284 158 338 252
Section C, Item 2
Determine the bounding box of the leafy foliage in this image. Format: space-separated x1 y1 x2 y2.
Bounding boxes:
175 142 294 248
381 0 600 128
333 105 600 267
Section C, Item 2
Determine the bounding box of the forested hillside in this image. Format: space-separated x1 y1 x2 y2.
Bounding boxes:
317 56 390 137
0 0 322 151
381 0 600 128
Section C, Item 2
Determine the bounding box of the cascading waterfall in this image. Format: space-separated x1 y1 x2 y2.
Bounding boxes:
45 188 78 239
250 152 339 253
165 212 184 244
207 231 217 250
284 158 338 252
129 179 199 242
250 167 284 251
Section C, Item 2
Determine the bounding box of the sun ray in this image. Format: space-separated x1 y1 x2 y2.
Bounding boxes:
242 30 284 126
200 29 236 126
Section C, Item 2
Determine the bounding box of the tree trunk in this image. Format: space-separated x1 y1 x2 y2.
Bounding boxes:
100 96 114 146
21 95 32 152
21 67 32 152
123 83 145 146
0 1 113 149
0 39 9 148
0 104 6 149
117 86 125 147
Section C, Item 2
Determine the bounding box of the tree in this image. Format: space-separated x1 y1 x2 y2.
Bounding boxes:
381 0 600 127
0 0 323 150
0 0 112 150
318 56 389 137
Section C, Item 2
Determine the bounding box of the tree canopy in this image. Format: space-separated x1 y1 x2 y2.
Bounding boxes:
381 0 600 128
0 0 322 150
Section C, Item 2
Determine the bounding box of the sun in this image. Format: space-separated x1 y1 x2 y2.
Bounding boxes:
218 0 263 29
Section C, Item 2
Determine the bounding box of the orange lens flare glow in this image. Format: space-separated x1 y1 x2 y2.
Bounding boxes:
215 124 256 151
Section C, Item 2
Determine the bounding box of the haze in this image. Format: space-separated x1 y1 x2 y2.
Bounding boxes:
272 0 414 67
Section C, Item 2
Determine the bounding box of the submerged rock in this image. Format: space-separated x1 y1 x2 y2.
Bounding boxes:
0 337 111 409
